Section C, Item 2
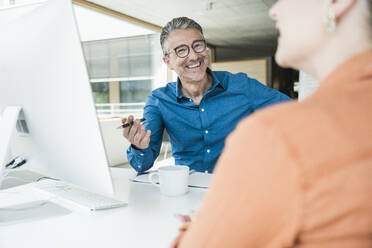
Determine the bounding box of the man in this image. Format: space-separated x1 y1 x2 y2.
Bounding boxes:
122 17 290 173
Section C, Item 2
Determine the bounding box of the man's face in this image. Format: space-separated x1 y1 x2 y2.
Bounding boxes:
163 28 209 83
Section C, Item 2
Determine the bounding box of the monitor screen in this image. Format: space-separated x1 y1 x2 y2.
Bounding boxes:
0 0 114 195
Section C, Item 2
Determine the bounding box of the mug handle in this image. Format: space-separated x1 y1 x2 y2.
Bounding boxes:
148 172 159 187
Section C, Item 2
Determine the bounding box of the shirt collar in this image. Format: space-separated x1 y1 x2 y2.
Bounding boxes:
176 67 226 101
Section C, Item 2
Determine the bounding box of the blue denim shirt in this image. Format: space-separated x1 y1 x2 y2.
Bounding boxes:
127 68 291 173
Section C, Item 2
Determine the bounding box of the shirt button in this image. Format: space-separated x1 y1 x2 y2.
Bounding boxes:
201 108 205 112
138 165 142 169
207 149 210 153
205 130 208 134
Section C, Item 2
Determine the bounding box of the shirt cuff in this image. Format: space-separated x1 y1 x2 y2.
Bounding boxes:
127 145 151 172
129 144 147 156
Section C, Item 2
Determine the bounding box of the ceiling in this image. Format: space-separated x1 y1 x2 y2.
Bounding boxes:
85 0 279 61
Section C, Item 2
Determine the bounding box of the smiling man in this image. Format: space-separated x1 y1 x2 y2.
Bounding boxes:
123 17 290 173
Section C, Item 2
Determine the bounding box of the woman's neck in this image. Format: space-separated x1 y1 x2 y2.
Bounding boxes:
301 36 372 82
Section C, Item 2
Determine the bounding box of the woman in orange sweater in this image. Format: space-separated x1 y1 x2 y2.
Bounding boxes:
172 0 372 247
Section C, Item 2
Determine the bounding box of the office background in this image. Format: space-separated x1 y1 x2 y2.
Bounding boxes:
0 0 300 166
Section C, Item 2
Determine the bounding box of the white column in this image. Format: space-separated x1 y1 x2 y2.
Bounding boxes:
298 71 319 101
151 35 168 90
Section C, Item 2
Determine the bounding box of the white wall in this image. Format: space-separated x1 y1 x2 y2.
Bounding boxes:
73 5 155 42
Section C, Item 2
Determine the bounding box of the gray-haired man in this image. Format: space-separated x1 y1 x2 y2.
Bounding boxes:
122 17 290 173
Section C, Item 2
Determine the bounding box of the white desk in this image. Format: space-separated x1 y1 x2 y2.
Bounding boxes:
0 168 206 248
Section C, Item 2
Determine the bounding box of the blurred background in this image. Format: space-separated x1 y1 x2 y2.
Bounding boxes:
1 0 302 166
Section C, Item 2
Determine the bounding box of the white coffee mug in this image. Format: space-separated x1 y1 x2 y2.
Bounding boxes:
148 165 189 197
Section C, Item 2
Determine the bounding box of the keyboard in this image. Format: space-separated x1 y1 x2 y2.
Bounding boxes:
33 180 127 211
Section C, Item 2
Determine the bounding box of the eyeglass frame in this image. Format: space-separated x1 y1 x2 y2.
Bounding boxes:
165 39 207 58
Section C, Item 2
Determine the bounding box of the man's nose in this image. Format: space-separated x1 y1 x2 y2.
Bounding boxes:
187 48 199 60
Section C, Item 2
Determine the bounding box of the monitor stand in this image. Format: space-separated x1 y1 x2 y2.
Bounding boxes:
0 106 22 187
0 107 72 224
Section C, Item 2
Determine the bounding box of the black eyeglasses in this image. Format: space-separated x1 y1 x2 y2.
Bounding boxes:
167 40 206 58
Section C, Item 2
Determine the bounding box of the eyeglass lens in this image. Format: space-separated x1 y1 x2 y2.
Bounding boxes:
174 40 206 58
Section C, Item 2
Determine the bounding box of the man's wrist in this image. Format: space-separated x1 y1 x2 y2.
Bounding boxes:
131 144 145 151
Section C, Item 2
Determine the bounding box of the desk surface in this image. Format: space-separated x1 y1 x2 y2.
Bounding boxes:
0 168 206 248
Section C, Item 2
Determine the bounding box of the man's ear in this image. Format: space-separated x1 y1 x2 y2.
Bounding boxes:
162 56 174 70
332 0 357 20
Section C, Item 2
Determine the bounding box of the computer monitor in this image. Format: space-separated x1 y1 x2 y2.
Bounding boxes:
0 0 114 195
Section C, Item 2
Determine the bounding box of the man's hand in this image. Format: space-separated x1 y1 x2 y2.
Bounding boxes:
122 115 151 150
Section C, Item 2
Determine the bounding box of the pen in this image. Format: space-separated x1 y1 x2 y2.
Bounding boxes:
117 118 146 129
136 169 157 176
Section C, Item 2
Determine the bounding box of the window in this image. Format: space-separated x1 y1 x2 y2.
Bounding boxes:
91 82 109 104
120 80 152 103
82 34 164 116
82 34 160 80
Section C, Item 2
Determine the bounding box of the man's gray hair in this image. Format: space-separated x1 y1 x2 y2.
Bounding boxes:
160 17 204 56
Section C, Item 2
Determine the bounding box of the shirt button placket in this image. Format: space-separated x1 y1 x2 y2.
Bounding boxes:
200 105 209 171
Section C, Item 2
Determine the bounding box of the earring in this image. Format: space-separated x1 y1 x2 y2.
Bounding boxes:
327 7 336 32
